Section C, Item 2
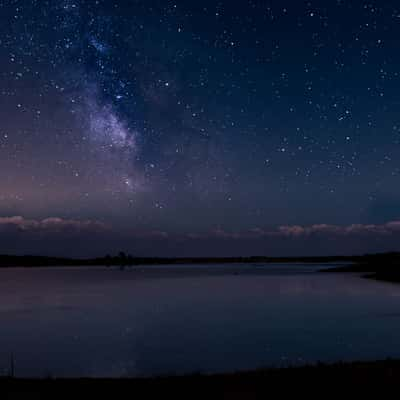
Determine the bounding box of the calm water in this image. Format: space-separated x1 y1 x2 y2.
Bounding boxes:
1 264 400 377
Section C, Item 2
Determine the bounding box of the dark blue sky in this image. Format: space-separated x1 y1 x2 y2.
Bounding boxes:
1 0 400 256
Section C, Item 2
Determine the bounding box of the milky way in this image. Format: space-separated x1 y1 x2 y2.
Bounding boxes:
1 0 400 256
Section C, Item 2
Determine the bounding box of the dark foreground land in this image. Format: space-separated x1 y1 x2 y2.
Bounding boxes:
2 360 400 399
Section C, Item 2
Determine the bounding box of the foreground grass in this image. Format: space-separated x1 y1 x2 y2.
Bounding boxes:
2 360 400 399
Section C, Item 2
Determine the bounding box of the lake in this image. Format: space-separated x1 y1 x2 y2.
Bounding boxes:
1 264 400 377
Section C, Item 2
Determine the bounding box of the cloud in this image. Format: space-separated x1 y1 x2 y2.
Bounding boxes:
0 216 108 233
185 221 400 240
132 230 169 239
278 221 400 237
277 225 306 237
5 218 399 240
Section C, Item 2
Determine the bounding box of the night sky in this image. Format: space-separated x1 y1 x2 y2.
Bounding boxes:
1 0 400 257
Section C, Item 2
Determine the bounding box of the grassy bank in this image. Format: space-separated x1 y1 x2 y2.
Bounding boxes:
2 360 400 398
323 252 400 283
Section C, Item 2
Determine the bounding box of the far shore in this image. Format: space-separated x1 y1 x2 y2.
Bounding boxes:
0 253 375 268
2 252 400 284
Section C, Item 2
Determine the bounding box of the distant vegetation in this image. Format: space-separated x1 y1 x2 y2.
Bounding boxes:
1 252 400 285
0 252 399 269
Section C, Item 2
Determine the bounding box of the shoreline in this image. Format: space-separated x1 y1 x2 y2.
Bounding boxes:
323 260 400 283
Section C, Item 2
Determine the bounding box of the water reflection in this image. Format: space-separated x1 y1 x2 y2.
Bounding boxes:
0 264 400 377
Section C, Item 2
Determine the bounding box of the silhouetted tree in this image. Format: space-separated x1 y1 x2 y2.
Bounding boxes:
104 254 112 268
119 251 127 270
